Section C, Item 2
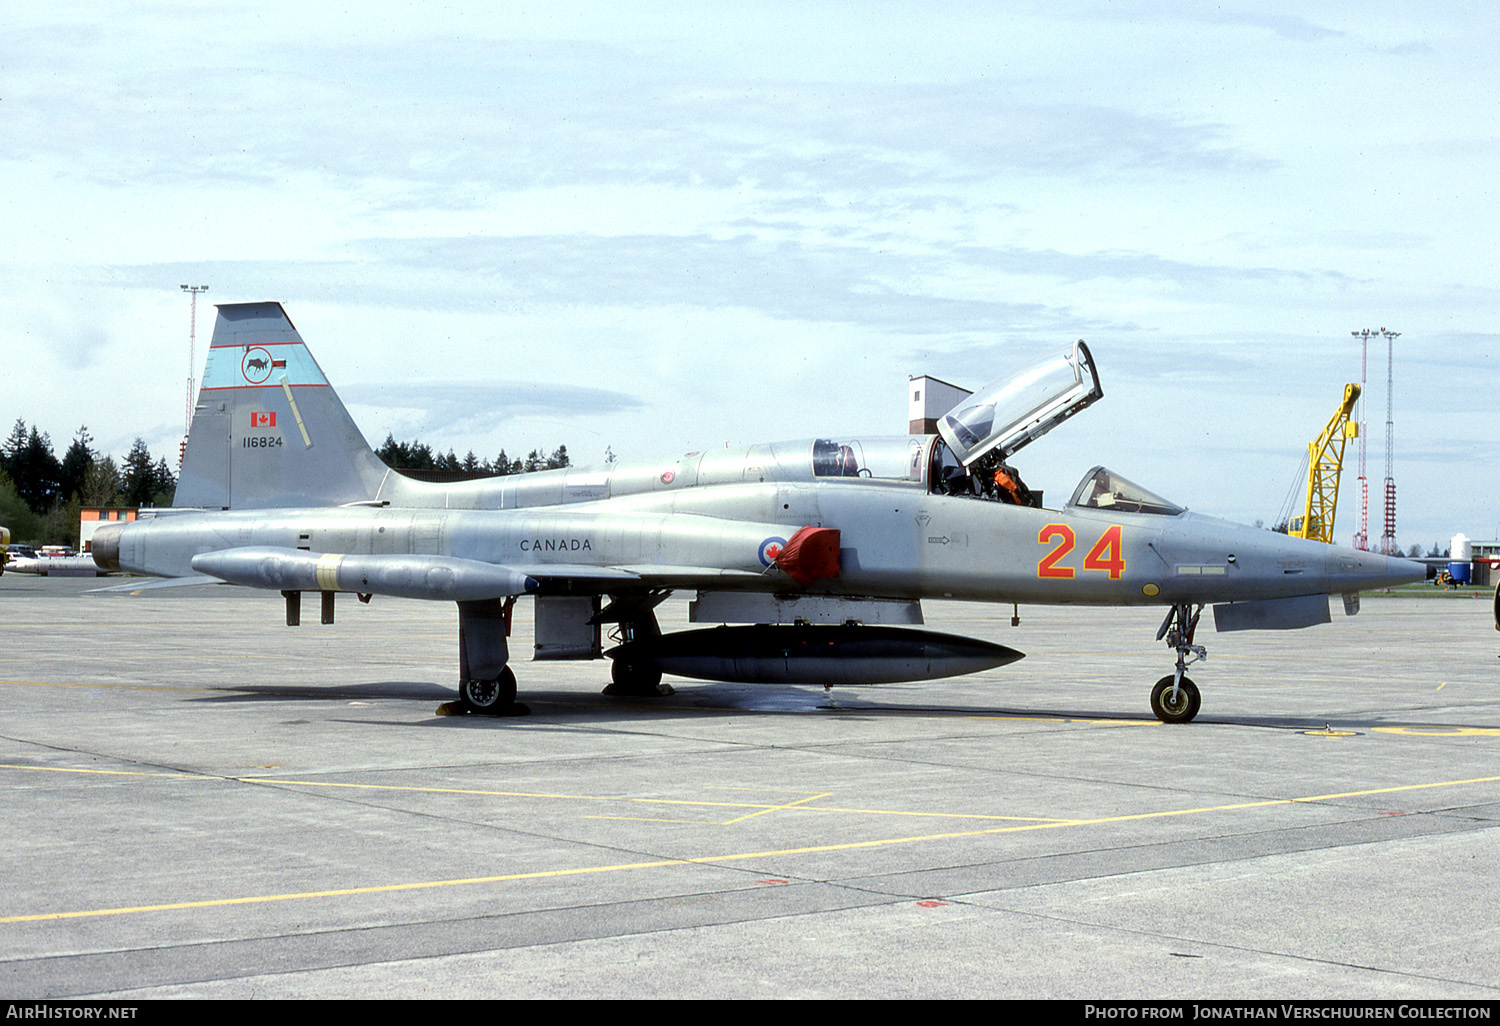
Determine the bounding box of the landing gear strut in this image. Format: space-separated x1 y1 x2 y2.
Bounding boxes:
600 591 673 697
1151 602 1204 723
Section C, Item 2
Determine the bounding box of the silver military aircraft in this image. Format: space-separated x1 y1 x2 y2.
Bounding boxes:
93 302 1424 722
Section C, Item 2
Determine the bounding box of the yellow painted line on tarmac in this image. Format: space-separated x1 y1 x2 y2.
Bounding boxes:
702 787 1067 823
584 816 711 824
0 763 1209 826
0 764 1064 822
1072 775 1500 828
807 807 1067 822
705 792 834 798
1373 726 1500 737
0 859 708 923
234 776 820 812
720 791 832 826
0 763 215 780
6 773 1499 925
234 776 1065 823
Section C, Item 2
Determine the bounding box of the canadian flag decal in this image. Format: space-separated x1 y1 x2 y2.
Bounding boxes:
251 412 277 428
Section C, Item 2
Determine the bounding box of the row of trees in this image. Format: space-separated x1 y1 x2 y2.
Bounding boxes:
0 420 581 546
1 420 176 546
375 435 572 475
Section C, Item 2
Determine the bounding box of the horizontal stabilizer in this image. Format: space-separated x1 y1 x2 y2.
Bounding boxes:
1213 593 1331 632
88 574 225 594
191 547 540 601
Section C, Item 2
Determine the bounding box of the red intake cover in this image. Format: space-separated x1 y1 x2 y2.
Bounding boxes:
775 527 841 585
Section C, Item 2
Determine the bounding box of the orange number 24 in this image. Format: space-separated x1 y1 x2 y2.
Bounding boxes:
1037 524 1125 580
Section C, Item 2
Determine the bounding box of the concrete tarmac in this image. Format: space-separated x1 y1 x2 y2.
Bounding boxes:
1 575 1497 999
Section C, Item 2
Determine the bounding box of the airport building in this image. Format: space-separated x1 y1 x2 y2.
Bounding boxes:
1467 539 1500 586
908 375 972 435
79 507 140 553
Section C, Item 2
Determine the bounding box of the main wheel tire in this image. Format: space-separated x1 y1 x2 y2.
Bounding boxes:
609 658 664 695
460 666 517 714
1150 675 1201 724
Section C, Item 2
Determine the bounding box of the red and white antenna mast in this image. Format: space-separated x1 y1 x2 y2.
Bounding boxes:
1378 327 1400 556
1350 327 1400 553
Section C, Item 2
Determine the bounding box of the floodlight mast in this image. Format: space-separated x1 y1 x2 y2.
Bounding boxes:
180 284 209 472
181 285 209 434
1350 329 1371 551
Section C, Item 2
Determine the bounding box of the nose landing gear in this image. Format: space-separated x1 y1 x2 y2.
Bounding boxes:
1152 603 1205 723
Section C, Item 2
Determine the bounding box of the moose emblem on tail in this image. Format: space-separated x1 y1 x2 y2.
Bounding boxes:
241 347 274 383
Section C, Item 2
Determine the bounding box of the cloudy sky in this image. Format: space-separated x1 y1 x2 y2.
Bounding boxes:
3 1 1495 549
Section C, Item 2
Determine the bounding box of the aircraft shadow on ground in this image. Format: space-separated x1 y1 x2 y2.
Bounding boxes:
187 681 455 704
181 679 1500 733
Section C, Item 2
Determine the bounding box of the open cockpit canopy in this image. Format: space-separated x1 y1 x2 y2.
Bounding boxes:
936 340 1102 467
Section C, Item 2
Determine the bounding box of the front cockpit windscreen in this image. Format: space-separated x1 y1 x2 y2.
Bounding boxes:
936 340 1103 467
1067 466 1183 516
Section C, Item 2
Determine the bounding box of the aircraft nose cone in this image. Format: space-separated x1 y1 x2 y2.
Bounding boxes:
1326 549 1426 592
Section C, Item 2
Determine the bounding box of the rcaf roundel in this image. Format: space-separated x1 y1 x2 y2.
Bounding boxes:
758 536 787 567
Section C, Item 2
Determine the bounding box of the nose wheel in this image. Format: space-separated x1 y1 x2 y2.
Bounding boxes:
1152 603 1205 723
1151 674 1201 723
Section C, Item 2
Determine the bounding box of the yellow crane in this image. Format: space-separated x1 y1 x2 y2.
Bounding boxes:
1286 383 1361 543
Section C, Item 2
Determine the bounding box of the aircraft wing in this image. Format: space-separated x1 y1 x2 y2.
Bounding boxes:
517 563 765 589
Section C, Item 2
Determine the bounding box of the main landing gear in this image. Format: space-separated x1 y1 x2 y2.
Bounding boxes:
453 598 527 716
601 593 674 697
1151 602 1205 723
449 592 678 715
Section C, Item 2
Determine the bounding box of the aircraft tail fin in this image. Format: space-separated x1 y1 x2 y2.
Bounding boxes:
175 303 390 509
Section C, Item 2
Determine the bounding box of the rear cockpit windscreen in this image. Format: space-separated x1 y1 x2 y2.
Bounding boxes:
810 437 926 482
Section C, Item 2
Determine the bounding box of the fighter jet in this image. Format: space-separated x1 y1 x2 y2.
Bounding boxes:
92 302 1424 722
